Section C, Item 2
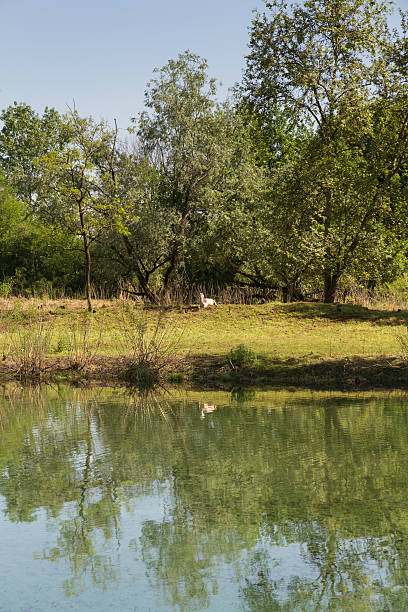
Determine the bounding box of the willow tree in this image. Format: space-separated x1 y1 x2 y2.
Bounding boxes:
131 52 220 300
128 52 265 301
245 0 408 302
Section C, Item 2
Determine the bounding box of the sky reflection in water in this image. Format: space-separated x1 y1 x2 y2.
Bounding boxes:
1 386 408 611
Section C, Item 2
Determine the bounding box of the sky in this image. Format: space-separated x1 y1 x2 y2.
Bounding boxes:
1 0 408 132
0 0 265 131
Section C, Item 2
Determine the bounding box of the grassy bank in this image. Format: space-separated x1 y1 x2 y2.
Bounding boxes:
0 297 407 389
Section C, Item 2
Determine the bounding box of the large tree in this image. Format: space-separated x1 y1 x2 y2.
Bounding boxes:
245 0 408 302
124 52 265 302
0 102 68 209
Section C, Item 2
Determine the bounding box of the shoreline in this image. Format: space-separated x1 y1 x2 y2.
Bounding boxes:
2 353 408 391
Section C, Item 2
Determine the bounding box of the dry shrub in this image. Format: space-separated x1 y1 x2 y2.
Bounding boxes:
397 326 408 362
8 315 53 381
67 318 103 371
118 307 183 387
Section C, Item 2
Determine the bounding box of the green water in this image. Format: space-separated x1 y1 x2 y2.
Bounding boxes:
1 387 408 611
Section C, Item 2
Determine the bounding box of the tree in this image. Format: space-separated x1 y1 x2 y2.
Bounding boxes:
132 51 221 300
245 0 408 302
99 153 174 303
0 173 81 294
0 102 68 209
127 52 266 301
39 110 127 311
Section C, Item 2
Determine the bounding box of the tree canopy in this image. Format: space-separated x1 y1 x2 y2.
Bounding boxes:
1 3 408 304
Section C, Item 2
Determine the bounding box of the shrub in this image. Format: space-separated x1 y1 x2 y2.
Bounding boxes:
67 317 103 371
8 315 53 380
228 344 257 369
54 335 70 353
397 326 408 362
118 307 182 387
0 279 13 298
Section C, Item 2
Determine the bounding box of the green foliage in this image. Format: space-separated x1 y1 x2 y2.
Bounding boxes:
244 0 408 302
228 344 258 369
37 109 129 309
0 280 12 298
0 102 68 207
54 335 70 354
0 172 83 294
3 16 408 302
125 51 266 300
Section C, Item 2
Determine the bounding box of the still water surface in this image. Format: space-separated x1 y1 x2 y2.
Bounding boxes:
1 386 408 611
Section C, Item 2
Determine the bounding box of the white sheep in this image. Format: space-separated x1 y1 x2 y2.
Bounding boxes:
199 292 218 309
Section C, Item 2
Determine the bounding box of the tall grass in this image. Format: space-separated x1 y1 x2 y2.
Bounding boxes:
8 314 53 381
67 318 103 371
118 306 183 387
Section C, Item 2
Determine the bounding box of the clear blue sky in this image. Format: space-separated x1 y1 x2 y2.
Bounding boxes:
0 0 265 130
1 0 408 132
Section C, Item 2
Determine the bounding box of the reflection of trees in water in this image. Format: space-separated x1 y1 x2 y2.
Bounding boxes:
141 517 220 612
0 386 178 595
239 533 408 611
39 405 122 596
2 390 408 607
138 395 408 610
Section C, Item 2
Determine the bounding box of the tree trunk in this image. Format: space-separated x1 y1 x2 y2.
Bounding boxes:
118 236 159 304
163 249 179 304
83 236 92 312
132 270 158 304
323 270 340 303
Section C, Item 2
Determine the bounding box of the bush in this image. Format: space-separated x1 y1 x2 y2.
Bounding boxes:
397 326 408 362
0 279 13 298
8 315 53 380
67 318 103 371
118 307 182 388
228 344 257 369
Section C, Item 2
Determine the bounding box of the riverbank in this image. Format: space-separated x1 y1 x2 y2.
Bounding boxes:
0 297 407 389
0 353 405 390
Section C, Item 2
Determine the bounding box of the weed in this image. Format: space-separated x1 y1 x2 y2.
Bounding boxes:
53 335 70 353
0 279 13 299
8 315 53 381
168 371 185 383
118 308 182 387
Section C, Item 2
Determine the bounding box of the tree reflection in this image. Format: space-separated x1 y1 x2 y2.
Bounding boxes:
2 388 408 608
39 405 122 596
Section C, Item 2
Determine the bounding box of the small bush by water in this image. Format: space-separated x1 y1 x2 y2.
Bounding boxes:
228 344 258 369
67 318 103 371
8 315 53 381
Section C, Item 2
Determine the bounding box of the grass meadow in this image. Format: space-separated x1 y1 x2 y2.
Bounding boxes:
0 297 407 388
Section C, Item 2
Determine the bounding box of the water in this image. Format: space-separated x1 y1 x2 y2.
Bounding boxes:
1 386 408 611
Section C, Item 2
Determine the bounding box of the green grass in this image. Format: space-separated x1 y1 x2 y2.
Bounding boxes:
176 302 407 359
0 297 407 388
